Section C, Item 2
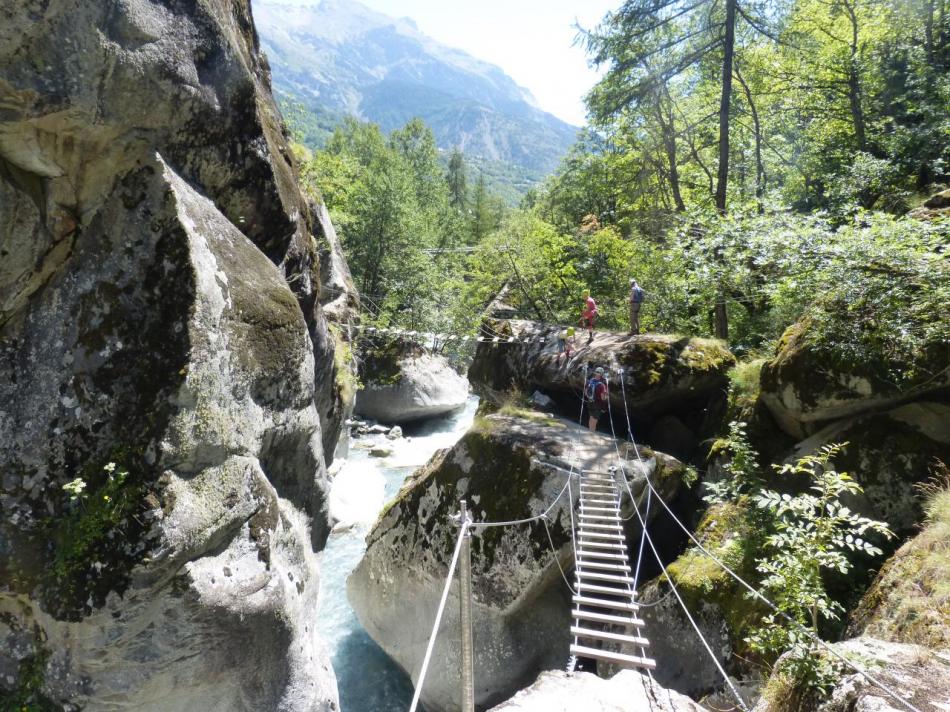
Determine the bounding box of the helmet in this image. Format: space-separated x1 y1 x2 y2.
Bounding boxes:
595 367 605 375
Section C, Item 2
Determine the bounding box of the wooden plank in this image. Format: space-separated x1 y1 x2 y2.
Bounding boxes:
573 609 644 626
569 644 656 670
571 627 650 647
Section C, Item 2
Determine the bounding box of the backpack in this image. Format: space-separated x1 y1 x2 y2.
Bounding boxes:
631 286 644 303
586 377 606 404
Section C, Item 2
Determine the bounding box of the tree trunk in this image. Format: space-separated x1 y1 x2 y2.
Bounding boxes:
926 0 936 66
657 98 686 212
843 0 867 151
736 65 766 212
713 0 736 341
715 0 737 215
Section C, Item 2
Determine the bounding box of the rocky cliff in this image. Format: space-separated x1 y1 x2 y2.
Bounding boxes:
0 1 354 708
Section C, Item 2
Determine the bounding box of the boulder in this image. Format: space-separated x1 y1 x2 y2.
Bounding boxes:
347 413 692 712
356 338 469 424
760 317 949 439
907 188 950 221
468 319 735 436
785 402 950 534
0 0 343 708
754 637 950 712
488 669 702 711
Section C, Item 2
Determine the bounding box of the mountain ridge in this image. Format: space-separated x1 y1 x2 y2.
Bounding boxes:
253 0 578 176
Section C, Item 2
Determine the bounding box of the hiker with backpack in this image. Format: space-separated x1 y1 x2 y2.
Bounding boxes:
579 291 598 343
629 279 645 335
585 366 609 431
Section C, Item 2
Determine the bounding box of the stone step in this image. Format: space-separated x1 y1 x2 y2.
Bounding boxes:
569 644 656 670
571 626 650 647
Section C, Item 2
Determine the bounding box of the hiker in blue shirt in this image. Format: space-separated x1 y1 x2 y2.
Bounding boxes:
628 279 645 335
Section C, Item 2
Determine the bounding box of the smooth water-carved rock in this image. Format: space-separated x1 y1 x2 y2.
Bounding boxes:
347 413 691 712
0 0 346 708
468 319 734 444
488 669 703 711
356 338 469 424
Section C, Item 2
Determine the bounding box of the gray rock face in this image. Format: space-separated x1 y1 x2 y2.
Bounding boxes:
488 669 703 711
347 413 691 712
356 351 469 424
635 579 733 698
0 0 347 708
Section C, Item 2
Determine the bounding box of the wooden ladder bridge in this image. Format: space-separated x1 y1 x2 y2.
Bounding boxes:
570 467 656 672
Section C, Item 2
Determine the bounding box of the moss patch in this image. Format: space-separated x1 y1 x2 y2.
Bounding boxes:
358 336 423 386
0 618 57 712
848 487 950 648
665 499 769 658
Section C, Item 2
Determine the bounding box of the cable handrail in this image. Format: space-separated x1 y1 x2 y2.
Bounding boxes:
408 518 472 712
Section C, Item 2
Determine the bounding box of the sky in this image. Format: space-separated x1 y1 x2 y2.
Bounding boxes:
277 0 618 126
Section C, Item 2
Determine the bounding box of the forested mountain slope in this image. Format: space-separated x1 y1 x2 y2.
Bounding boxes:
254 0 578 175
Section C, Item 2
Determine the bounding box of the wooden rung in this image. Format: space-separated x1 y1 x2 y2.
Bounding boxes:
576 541 627 552
575 582 637 597
575 560 631 572
570 644 656 670
576 549 627 560
577 571 635 584
571 626 650 647
578 531 625 541
572 594 639 610
573 609 644 627
579 505 617 513
578 522 623 531
579 513 622 522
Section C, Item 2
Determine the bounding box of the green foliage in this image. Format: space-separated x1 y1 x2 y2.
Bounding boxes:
746 444 893 689
704 421 763 505
728 359 767 415
42 462 146 614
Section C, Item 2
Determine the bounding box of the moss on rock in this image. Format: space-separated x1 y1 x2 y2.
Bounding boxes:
847 485 950 648
664 499 769 659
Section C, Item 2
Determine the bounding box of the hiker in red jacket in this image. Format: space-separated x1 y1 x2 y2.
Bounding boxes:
579 291 598 343
586 367 609 431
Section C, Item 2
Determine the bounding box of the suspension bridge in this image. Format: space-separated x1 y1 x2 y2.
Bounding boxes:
402 364 924 712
